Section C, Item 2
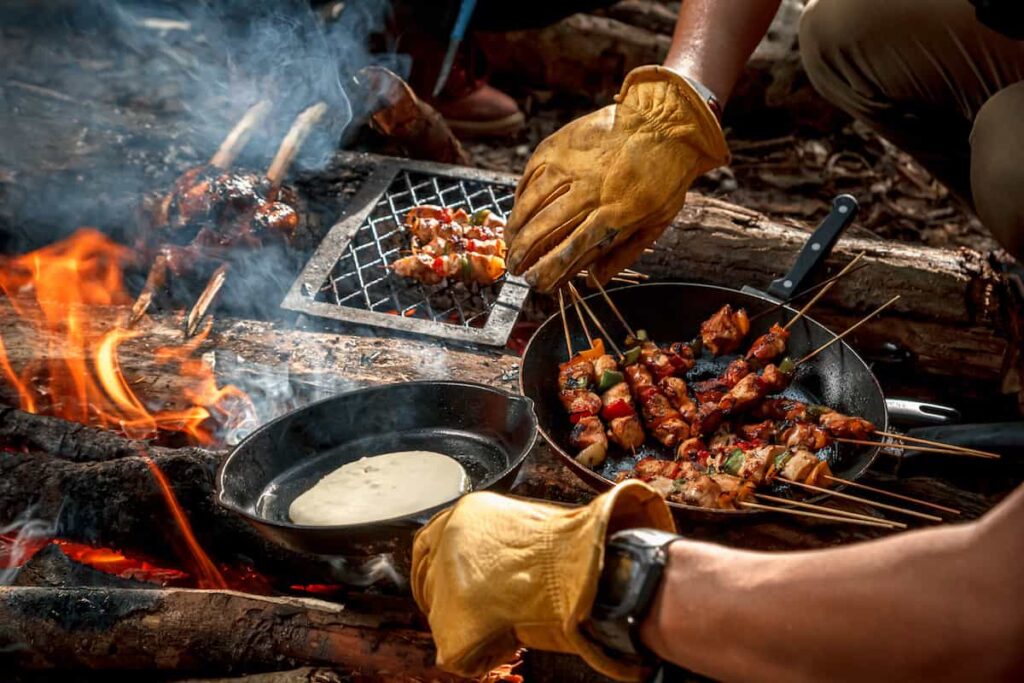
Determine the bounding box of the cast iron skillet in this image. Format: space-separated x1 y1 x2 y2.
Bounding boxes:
520 283 889 518
217 381 537 556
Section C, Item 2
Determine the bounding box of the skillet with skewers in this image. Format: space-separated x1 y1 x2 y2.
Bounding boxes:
520 198 896 518
520 282 891 517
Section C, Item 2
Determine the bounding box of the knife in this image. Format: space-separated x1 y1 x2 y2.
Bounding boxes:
741 193 859 303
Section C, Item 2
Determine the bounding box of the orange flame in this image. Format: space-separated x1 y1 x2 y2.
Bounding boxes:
0 228 254 444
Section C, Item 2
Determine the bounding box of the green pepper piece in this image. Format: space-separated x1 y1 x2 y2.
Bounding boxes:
723 448 745 476
636 329 649 342
774 450 794 471
778 357 796 375
460 255 472 279
470 208 490 225
622 346 642 366
597 369 625 393
807 404 831 418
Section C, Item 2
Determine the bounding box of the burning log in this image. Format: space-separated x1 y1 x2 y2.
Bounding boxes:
0 586 458 679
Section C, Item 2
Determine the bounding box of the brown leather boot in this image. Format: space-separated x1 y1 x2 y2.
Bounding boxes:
402 29 525 139
432 83 525 139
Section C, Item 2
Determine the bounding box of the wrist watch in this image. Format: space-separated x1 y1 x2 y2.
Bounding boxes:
583 528 681 660
680 75 723 123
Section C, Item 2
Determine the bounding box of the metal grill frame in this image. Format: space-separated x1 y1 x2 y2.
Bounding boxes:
282 154 529 346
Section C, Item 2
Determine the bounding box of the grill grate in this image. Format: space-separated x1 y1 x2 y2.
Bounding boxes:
283 156 529 346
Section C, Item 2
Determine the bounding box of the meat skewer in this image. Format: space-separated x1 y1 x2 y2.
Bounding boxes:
567 288 645 451
129 100 272 328
557 291 609 467
620 456 902 527
391 206 507 286
569 284 689 448
181 103 328 337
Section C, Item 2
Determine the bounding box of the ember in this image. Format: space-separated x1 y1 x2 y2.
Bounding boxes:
0 229 255 445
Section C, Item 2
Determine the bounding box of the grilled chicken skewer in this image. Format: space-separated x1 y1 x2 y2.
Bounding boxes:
391 205 508 286
181 103 327 336
567 287 646 451
557 291 610 467
129 100 271 328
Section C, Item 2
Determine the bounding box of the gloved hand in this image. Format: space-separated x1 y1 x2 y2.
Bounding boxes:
411 481 675 681
505 66 729 292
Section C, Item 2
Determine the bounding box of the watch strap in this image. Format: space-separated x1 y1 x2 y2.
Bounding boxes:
585 528 681 660
680 75 723 122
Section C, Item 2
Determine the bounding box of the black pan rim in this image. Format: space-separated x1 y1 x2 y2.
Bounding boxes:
215 379 538 532
519 281 890 516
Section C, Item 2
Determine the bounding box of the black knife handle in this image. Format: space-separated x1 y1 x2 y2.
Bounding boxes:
766 194 859 300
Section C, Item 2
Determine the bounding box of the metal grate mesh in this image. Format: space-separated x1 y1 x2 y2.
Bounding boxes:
312 170 515 329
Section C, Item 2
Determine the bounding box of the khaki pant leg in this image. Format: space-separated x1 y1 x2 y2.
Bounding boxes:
971 81 1024 258
799 0 1024 208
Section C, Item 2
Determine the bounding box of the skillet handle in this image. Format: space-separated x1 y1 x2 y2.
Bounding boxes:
766 194 858 300
885 398 961 427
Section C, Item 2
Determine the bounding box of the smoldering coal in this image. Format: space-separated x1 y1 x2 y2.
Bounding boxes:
0 0 402 251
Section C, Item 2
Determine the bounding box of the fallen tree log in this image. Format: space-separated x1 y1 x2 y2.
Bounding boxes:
0 586 454 678
642 194 1010 383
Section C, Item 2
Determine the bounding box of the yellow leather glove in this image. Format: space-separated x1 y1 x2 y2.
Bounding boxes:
505 66 729 292
411 481 675 681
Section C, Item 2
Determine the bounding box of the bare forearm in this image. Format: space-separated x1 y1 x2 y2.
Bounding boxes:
640 487 1024 681
664 0 782 103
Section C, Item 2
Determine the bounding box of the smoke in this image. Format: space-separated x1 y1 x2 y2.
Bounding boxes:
326 553 405 588
0 0 404 250
0 508 58 586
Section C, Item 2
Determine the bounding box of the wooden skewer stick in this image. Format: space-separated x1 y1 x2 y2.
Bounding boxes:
265 102 329 192
569 287 595 347
591 279 637 339
567 283 625 358
783 252 865 331
209 99 272 170
875 431 1001 460
820 476 961 515
795 295 901 366
739 501 899 528
837 438 999 460
128 252 170 327
778 478 943 522
755 493 907 528
749 262 870 323
558 290 573 359
185 263 229 338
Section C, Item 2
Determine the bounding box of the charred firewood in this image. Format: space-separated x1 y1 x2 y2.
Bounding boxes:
0 586 454 678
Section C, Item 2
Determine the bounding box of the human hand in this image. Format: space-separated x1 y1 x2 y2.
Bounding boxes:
411 481 675 681
505 66 728 292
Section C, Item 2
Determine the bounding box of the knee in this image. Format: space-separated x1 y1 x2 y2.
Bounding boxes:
799 0 907 112
971 84 1024 258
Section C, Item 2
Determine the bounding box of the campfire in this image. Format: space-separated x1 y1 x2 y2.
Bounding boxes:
0 228 255 445
1 1 1020 681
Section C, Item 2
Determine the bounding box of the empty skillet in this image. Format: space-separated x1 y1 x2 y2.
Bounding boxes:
217 381 537 556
